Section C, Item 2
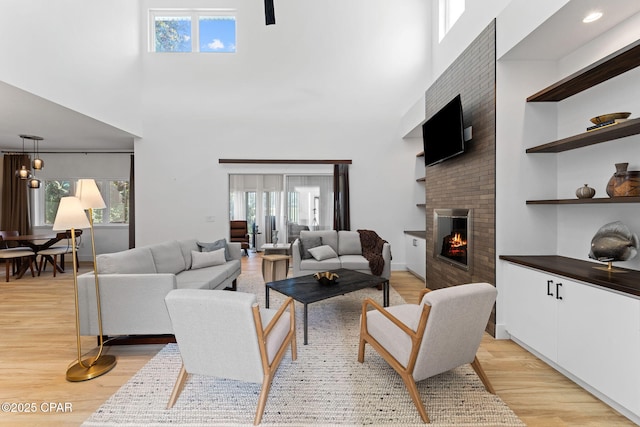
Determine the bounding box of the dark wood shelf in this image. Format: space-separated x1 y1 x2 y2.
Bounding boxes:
526 118 640 153
416 203 425 208
527 39 640 102
416 177 425 182
499 255 640 298
526 196 640 205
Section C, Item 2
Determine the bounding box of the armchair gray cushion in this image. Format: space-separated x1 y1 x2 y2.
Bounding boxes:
164 289 297 425
358 282 497 423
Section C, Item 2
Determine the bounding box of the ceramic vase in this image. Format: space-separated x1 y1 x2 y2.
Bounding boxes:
606 163 640 197
576 184 596 199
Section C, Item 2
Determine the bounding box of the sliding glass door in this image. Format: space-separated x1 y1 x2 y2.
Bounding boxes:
229 174 332 249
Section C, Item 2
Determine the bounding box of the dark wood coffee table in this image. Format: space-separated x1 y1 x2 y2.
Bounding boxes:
265 268 389 345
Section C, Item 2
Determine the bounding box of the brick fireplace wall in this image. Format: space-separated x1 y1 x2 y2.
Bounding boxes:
424 21 496 334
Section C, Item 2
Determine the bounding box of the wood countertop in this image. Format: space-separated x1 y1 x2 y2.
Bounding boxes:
499 255 640 298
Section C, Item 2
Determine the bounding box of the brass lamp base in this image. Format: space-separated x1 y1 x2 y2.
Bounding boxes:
66 355 117 382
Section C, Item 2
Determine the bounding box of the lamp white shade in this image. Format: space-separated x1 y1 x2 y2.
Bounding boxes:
75 179 106 209
53 196 91 231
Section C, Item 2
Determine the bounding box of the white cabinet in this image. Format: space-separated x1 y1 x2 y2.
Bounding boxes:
504 264 558 360
504 262 640 420
404 232 425 281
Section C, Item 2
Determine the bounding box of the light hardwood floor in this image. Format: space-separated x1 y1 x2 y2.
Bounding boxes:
0 254 634 426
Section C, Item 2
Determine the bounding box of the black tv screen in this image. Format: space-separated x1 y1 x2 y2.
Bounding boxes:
422 94 465 167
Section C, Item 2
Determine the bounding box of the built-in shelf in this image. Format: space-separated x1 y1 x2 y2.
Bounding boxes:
527 197 640 205
416 203 425 208
499 255 640 298
527 39 640 102
416 151 424 157
416 177 425 182
526 118 640 153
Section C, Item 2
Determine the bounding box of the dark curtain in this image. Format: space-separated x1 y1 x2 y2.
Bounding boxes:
128 154 135 248
333 164 350 231
1 154 32 234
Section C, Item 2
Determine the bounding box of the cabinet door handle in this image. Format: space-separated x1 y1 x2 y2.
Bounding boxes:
547 280 554 296
556 282 563 300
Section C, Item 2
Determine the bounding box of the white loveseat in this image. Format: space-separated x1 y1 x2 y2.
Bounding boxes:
77 239 241 337
291 230 391 279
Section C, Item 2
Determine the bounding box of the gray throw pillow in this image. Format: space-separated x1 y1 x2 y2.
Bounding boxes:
308 245 338 261
299 236 322 260
197 239 231 261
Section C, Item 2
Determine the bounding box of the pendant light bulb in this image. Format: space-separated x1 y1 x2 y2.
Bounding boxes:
16 165 30 180
28 177 41 189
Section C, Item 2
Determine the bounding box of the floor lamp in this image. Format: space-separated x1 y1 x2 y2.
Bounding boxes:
53 195 116 381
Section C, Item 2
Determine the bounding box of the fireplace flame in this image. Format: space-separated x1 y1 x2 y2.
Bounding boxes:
449 233 467 248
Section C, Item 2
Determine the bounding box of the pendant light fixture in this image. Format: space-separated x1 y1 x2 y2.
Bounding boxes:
15 134 44 188
28 136 43 188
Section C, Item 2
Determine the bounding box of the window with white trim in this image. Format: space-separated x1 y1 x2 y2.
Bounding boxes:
438 0 465 42
38 179 130 226
150 9 236 53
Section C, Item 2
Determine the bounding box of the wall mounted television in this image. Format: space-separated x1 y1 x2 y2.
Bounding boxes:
422 94 465 167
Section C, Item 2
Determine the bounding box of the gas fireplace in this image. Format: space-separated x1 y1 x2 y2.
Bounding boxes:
433 209 471 271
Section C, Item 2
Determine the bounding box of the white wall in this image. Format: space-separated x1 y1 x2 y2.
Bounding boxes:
134 0 431 270
0 0 142 137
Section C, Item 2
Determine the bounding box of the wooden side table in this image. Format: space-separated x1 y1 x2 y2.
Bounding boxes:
262 254 290 283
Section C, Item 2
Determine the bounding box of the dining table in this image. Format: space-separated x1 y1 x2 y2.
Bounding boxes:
2 231 82 279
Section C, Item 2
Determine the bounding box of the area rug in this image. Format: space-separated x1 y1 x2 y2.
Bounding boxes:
83 271 524 426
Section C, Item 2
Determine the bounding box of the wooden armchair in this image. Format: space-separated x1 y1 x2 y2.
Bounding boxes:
230 220 250 255
358 282 497 423
164 289 297 425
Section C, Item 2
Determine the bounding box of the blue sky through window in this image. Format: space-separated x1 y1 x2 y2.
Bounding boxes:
200 16 236 53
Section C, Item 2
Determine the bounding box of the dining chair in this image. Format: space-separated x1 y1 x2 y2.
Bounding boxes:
165 289 297 425
37 231 78 277
0 232 36 282
358 282 497 423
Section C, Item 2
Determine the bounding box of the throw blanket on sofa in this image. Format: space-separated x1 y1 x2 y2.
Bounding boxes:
357 229 388 276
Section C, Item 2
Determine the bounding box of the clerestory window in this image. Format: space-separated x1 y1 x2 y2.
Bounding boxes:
438 0 465 42
150 9 236 53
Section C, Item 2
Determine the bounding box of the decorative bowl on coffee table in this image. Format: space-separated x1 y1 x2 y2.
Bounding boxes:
314 271 339 286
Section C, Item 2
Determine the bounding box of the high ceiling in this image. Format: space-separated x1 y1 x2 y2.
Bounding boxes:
0 81 136 153
1 0 639 153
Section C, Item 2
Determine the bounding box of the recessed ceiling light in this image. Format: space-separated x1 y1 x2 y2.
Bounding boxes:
583 11 603 23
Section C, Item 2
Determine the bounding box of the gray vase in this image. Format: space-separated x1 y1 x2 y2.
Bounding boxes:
576 184 596 199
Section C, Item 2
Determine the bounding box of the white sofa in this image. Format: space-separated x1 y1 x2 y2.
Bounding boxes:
77 239 241 337
291 230 391 279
